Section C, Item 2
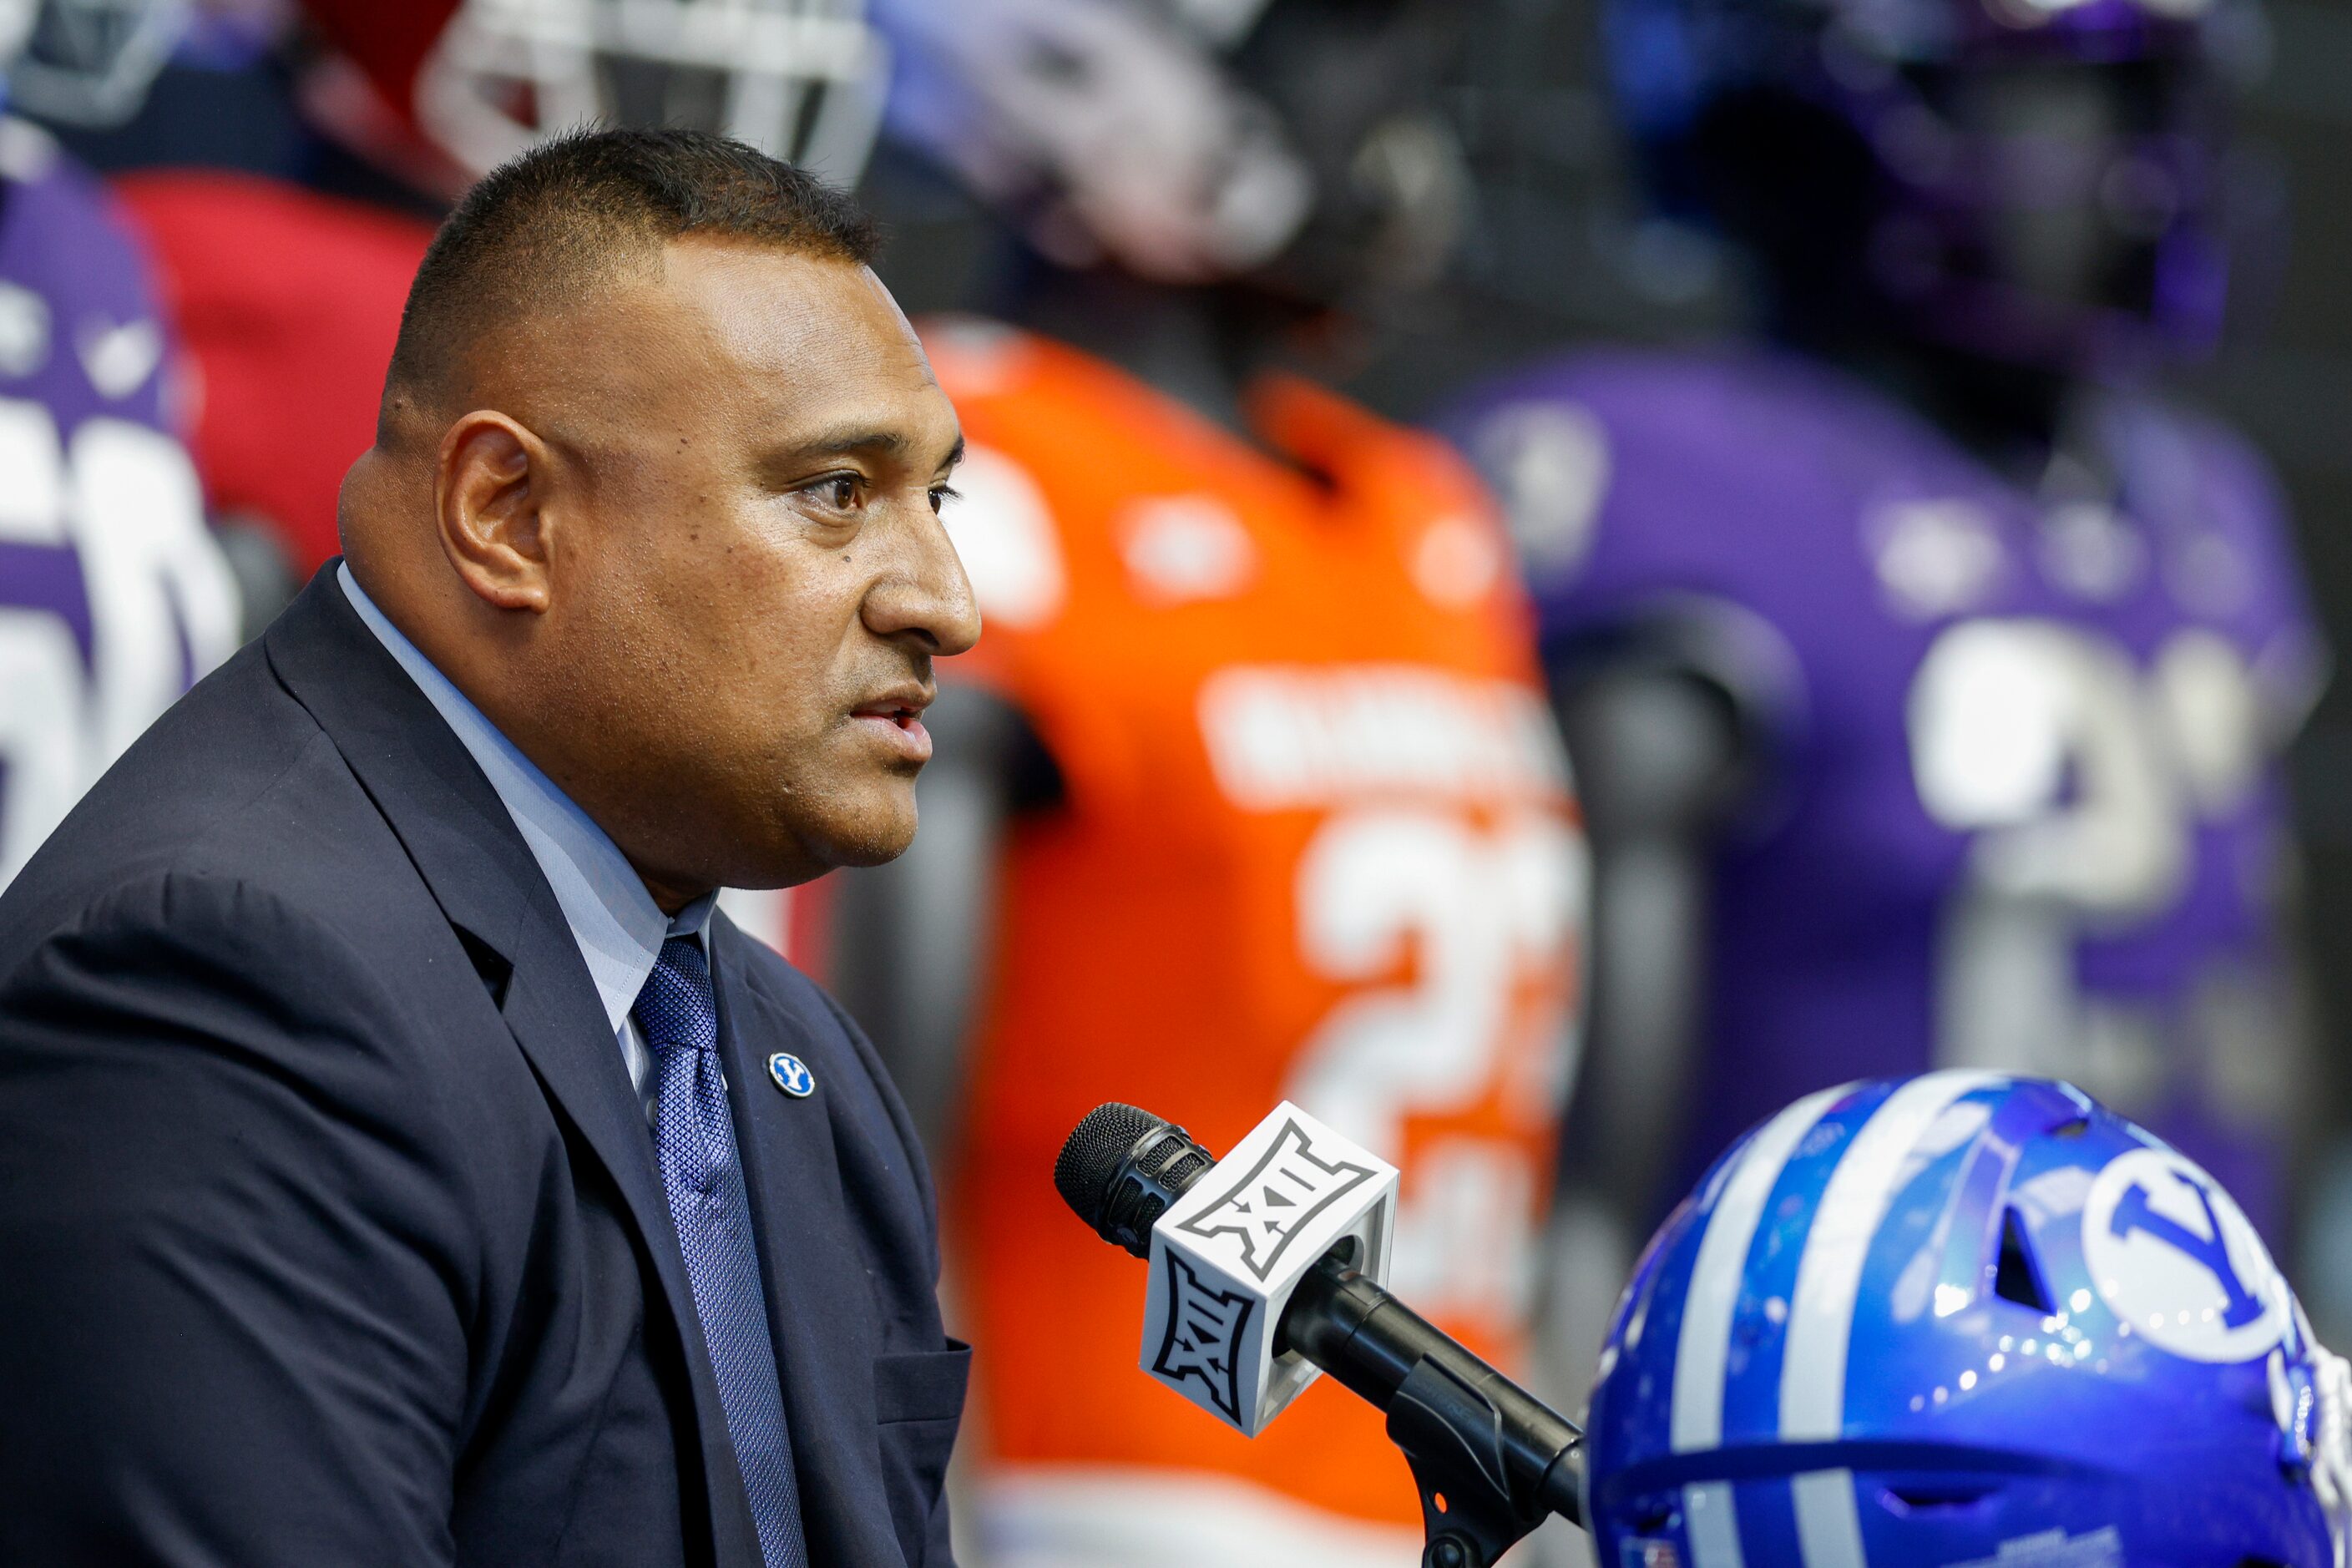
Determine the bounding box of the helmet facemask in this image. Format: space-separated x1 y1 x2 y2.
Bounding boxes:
3 0 185 127
417 0 891 188
870 0 1468 319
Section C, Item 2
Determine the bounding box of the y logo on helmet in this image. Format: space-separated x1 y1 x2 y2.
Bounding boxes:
1150 1253 1255 1424
1176 1117 1376 1282
2082 1148 2289 1362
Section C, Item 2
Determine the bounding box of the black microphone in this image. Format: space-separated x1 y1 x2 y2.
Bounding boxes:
1056 1103 1585 1565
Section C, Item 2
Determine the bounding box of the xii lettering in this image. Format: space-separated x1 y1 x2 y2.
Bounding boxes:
1177 1119 1375 1282
1151 1254 1254 1424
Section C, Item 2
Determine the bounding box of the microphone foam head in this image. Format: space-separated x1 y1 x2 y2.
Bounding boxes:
1055 1103 1166 1228
1055 1101 1218 1257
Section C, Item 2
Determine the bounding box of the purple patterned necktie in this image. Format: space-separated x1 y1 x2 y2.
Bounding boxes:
635 936 807 1568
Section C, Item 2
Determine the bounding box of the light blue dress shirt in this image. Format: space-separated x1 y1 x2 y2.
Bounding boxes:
340 564 711 1122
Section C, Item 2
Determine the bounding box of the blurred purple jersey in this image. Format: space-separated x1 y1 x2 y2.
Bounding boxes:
0 119 236 887
1444 347 2319 1234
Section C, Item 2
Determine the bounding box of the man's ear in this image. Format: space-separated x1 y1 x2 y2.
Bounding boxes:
435 411 555 613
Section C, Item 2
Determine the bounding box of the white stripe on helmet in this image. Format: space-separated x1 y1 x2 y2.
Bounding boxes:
1781 1071 2004 1568
1781 1072 2002 1439
1672 1083 1853 1452
1682 1479 1745 1568
1791 1469 1869 1568
1667 1081 1851 1568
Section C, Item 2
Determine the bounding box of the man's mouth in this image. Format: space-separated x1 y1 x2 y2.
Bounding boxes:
851 690 931 728
849 690 936 763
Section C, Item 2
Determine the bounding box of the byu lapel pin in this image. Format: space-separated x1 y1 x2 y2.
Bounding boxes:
767 1053 815 1098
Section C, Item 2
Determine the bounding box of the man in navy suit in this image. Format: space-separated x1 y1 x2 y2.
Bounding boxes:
0 128 980 1567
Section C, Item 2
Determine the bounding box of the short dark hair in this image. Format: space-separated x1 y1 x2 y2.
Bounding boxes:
384 126 880 416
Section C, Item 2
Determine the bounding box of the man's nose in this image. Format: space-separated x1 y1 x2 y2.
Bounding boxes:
866 503 982 656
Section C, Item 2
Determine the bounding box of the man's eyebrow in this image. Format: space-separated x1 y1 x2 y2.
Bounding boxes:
771 428 966 470
780 426 913 461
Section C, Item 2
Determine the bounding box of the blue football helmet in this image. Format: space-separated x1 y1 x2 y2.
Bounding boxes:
1602 0 2266 368
1586 1072 2352 1567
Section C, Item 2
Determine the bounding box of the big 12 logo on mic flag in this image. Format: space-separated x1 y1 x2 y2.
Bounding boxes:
1141 1102 1399 1435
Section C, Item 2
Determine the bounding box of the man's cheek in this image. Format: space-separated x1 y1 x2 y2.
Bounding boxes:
751 594 851 687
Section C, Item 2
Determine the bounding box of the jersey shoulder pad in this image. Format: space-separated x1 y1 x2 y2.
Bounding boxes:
917 312 1125 412
113 170 432 321
110 173 432 573
1442 349 1890 618
918 319 1268 635
1 129 177 420
913 320 1108 650
1252 371 1492 522
918 313 1211 455
2111 393 2314 646
4 129 160 305
2111 392 2290 535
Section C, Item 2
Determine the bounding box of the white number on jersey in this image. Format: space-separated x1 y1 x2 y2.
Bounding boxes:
1908 617 2277 1113
1284 806 1586 1327
0 397 238 884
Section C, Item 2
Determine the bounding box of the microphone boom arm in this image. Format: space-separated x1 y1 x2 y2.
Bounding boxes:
1282 1252 1585 1568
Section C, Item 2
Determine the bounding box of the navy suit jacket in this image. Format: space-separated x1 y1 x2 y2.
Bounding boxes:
0 569 968 1566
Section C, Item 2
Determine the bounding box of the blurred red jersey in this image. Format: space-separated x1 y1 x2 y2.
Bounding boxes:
113 171 432 575
923 318 1586 1565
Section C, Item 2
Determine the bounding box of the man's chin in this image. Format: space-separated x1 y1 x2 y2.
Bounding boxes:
711 773 918 885
797 794 919 873
817 830 914 871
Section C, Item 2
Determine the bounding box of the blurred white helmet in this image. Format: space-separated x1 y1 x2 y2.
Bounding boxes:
873 0 1313 283
413 0 889 187
3 0 186 126
0 0 33 75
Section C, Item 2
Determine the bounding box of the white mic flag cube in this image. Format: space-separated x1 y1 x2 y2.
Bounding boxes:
1138 1101 1399 1436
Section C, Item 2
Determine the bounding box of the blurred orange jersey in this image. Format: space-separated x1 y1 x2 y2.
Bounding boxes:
923 318 1586 1566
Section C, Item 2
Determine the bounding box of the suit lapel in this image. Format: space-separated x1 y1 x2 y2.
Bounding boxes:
261 569 764 1565
493 927 765 1565
711 925 901 1567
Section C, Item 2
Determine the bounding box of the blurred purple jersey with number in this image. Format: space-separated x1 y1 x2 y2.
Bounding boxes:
1443 347 2319 1235
0 118 236 888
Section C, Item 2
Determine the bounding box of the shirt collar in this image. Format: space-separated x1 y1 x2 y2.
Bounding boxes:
339 564 714 1035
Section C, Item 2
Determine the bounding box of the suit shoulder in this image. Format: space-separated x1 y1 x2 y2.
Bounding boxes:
0 860 486 1338
1 641 412 965
0 861 441 1098
0 842 488 1242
